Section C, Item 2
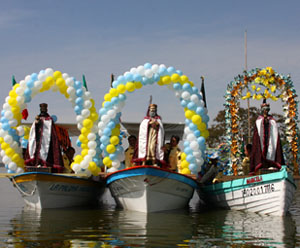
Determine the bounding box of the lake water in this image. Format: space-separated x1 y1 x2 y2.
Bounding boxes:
1 166 300 248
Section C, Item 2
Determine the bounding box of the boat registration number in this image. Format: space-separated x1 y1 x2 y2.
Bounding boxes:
242 183 275 197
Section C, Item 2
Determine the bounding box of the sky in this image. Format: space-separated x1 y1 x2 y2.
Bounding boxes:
1 0 300 127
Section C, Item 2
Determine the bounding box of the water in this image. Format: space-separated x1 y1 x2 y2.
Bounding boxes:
1 168 300 248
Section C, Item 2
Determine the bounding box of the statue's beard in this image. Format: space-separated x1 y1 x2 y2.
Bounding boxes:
149 111 156 118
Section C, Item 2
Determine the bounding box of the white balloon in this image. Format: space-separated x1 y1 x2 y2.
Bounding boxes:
16 167 24 174
151 64 159 73
98 121 106 130
181 91 191 101
24 75 31 82
88 141 97 149
3 103 10 110
193 150 202 159
107 167 117 173
4 135 13 144
84 91 91 100
187 133 196 142
2 155 11 164
88 149 96 157
76 115 84 123
112 160 120 169
137 65 145 75
8 162 17 171
67 87 75 96
19 80 27 88
91 125 98 133
130 67 137 74
190 140 199 151
15 87 25 96
72 163 81 172
62 73 69 79
45 68 54 77
11 141 19 150
16 96 24 104
81 109 90 118
190 94 199 103
66 78 74 87
0 150 6 157
107 109 116 119
101 114 110 124
84 100 92 109
145 69 154 78
87 133 96 141
9 119 18 127
34 80 43 89
4 111 13 120
159 64 166 69
80 161 89 169
77 123 83 130
37 73 46 82
84 155 93 163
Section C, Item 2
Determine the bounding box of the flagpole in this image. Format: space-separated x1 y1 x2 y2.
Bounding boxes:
245 30 251 144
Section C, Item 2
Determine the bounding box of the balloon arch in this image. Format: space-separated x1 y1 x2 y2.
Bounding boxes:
224 67 299 175
0 63 210 176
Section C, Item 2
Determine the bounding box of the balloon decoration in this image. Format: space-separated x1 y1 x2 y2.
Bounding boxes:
224 67 299 175
98 63 210 175
0 68 101 176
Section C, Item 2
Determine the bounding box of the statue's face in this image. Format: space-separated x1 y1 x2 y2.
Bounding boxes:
40 105 48 113
149 107 156 117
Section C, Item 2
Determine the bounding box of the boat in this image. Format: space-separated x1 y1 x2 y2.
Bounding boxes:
199 166 296 216
199 67 299 216
10 171 106 209
106 165 199 213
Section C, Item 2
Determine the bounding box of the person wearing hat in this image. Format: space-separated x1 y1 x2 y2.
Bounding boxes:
24 103 64 173
133 103 165 166
250 99 284 173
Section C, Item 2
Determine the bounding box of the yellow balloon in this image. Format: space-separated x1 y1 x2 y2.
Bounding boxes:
125 82 135 92
171 73 180 82
199 122 207 131
111 127 120 136
109 88 118 97
74 155 83 163
104 93 112 101
181 160 189 169
191 115 202 125
185 110 194 119
88 161 97 171
9 90 18 98
53 71 62 79
135 81 143 89
81 127 90 135
162 76 171 85
110 136 119 146
103 157 112 166
45 76 54 86
90 112 99 121
56 78 65 88
117 84 126 94
79 134 88 144
180 75 189 83
81 143 88 150
106 144 116 154
181 168 191 175
5 148 14 157
0 137 3 144
81 149 88 157
83 119 93 129
8 97 17 106
181 152 187 160
1 142 9 151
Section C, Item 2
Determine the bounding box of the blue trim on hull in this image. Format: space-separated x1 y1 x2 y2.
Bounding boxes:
106 166 199 189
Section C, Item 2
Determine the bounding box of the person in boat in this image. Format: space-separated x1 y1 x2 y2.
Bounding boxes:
24 103 64 173
250 99 285 173
163 135 181 172
124 135 137 168
133 103 166 167
62 146 75 173
241 144 252 175
199 152 219 185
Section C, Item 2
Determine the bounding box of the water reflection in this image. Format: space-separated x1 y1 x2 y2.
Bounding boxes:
2 205 298 247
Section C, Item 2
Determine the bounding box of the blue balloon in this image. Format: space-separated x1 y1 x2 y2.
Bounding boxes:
202 114 210 123
176 70 183 75
144 62 152 69
1 110 6 117
196 107 205 116
194 130 201 137
109 153 117 161
147 77 155 85
74 80 82 89
24 88 32 97
75 97 83 106
99 108 107 116
111 97 119 105
197 136 206 146
74 106 82 115
104 101 112 109
153 73 160 82
26 80 34 88
183 140 190 147
184 147 193 155
189 123 197 131
7 170 15 174
167 66 176 74
182 83 192 92
0 117 8 123
2 123 10 131
173 83 182 91
187 102 196 110
51 115 57 123
103 127 111 136
180 100 188 108
24 95 31 103
100 144 106 151
125 73 133 81
119 94 126 101
76 88 83 97
107 121 116 129
76 140 82 147
133 74 142 82
21 138 28 148
158 67 167 76
186 154 195 163
117 75 126 84
93 158 100 166
189 163 197 172
31 73 38 81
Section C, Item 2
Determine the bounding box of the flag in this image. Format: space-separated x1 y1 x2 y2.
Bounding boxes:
82 75 88 90
12 75 17 86
200 76 207 108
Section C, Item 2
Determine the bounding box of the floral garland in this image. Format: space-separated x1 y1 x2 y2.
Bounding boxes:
224 67 299 175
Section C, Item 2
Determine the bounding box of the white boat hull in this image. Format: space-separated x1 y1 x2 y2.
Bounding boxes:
12 172 105 209
200 166 296 216
107 166 198 213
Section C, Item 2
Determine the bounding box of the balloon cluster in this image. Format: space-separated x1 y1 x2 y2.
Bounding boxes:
0 68 101 176
98 63 209 175
224 67 299 175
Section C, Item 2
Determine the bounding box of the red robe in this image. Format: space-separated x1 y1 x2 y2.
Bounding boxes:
25 114 64 173
250 115 284 173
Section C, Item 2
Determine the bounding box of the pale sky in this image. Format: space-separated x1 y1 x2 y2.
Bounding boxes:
1 0 300 126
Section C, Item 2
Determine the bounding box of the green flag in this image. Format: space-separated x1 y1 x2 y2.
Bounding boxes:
82 75 88 90
12 75 17 86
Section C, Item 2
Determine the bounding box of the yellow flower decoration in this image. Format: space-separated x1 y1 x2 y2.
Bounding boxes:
270 85 276 92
